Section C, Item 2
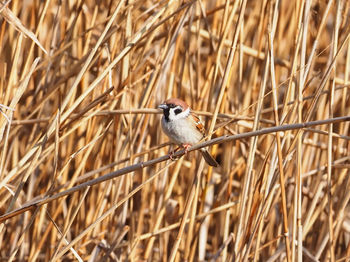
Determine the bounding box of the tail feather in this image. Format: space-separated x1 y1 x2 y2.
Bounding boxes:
200 149 218 167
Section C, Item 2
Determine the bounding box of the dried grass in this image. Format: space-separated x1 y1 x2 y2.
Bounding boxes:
0 0 349 261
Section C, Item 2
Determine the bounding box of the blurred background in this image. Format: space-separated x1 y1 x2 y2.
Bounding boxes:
0 0 349 261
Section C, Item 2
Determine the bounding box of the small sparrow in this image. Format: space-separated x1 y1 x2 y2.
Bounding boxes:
158 98 218 167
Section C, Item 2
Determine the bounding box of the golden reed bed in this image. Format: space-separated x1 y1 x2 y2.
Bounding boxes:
0 0 349 261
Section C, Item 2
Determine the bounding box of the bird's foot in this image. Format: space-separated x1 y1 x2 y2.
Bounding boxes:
169 147 180 160
182 143 192 154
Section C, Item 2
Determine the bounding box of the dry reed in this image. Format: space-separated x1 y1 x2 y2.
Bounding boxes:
0 0 349 261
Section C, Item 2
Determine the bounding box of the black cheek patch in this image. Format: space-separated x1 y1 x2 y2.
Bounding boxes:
174 108 182 115
164 109 170 121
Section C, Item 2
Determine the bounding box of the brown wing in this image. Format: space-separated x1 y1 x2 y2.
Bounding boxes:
189 112 206 137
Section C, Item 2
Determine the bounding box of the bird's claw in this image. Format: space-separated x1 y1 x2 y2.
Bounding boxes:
182 143 192 154
169 147 180 161
169 151 177 161
168 144 192 161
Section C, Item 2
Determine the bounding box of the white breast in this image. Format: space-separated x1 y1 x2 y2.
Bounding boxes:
161 117 203 145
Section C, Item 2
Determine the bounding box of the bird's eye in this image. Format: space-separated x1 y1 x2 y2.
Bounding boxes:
174 108 182 115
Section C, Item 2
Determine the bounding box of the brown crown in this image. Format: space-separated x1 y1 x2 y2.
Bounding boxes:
163 98 189 110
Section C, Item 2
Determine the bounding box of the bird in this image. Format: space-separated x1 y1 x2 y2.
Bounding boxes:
158 98 218 167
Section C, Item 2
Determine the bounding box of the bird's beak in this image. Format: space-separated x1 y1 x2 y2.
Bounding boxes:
158 103 167 110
